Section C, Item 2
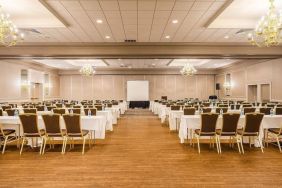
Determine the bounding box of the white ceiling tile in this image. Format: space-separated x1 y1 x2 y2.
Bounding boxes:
80 0 101 11
118 0 137 10
99 0 119 10
156 0 175 11
138 0 156 11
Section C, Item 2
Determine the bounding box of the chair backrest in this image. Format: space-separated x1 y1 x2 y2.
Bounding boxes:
242 104 252 108
56 103 63 108
36 105 45 111
200 113 219 133
23 108 37 114
2 106 11 111
221 113 240 133
107 103 113 108
68 108 81 115
19 114 39 134
112 101 119 105
216 108 228 114
203 103 210 107
171 105 180 111
267 104 275 109
218 104 228 108
243 108 256 115
261 102 267 107
6 109 16 116
42 114 61 134
0 109 2 116
95 105 103 111
259 107 271 115
183 108 196 115
202 108 212 113
47 106 56 111
65 103 72 108
63 114 81 134
84 108 97 116
244 113 264 133
53 108 66 115
276 107 282 115
73 105 81 109
231 104 241 110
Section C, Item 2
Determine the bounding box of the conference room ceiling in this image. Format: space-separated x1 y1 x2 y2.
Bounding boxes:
0 0 259 44
31 58 240 70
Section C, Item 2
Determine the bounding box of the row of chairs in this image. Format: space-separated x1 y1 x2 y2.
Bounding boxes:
190 113 265 154
0 114 92 155
180 107 282 115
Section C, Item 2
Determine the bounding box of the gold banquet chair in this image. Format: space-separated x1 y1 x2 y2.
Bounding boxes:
0 123 17 154
193 113 219 154
266 124 282 152
19 114 45 155
41 114 66 154
62 114 91 155
236 113 264 154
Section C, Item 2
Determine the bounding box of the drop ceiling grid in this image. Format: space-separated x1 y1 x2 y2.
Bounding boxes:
24 0 243 43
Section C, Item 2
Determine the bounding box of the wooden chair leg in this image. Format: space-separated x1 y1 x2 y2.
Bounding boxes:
196 136 200 154
82 137 86 155
20 137 25 155
2 136 8 154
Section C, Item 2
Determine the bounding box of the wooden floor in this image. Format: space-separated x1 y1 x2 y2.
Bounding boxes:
1 109 282 187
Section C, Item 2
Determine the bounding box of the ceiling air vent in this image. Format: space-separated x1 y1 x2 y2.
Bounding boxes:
124 39 136 43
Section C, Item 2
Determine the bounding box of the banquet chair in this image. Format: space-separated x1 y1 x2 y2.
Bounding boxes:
203 103 210 107
184 108 196 115
65 103 72 108
84 108 97 116
276 104 282 108
6 109 16 116
231 104 241 110
259 107 271 115
243 108 256 115
0 109 2 116
68 108 81 115
193 113 219 154
87 105 94 109
47 106 56 111
19 114 45 155
2 106 11 111
242 104 252 108
95 105 103 111
36 105 45 112
275 108 282 115
171 105 180 111
9 104 17 108
62 114 90 154
216 108 228 114
216 113 240 154
73 105 81 109
41 114 65 154
55 104 63 108
267 104 276 108
23 108 37 114
261 102 267 107
218 104 228 108
112 101 119 105
236 113 264 154
252 102 260 107
107 103 113 108
266 124 282 152
53 108 66 116
0 123 17 154
202 108 212 113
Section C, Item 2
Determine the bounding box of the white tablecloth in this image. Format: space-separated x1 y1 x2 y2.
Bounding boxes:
105 107 120 124
0 116 107 139
178 115 282 144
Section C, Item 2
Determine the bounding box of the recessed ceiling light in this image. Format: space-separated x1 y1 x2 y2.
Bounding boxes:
152 63 156 66
96 19 103 24
165 35 170 39
172 20 178 24
224 35 229 39
105 36 110 39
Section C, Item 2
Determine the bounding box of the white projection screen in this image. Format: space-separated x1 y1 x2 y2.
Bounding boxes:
127 81 149 101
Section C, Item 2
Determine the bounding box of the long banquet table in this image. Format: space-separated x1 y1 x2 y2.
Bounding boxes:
0 115 107 139
178 114 282 144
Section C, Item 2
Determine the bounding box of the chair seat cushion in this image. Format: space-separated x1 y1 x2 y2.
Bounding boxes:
268 128 282 135
216 129 236 136
237 129 258 136
67 130 89 137
195 129 215 136
0 129 16 137
24 129 45 137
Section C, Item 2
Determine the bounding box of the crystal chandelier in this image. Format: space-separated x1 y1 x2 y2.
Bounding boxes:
180 63 197 76
0 6 24 47
79 64 95 76
247 0 282 47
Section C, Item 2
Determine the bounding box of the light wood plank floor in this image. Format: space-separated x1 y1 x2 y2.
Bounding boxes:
1 109 282 188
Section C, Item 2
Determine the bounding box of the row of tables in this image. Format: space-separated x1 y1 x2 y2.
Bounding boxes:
0 101 128 140
150 101 282 145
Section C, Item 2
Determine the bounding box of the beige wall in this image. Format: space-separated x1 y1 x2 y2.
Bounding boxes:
216 58 282 102
0 61 60 102
60 74 215 101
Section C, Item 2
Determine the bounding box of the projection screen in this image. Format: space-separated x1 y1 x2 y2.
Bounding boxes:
127 81 149 101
